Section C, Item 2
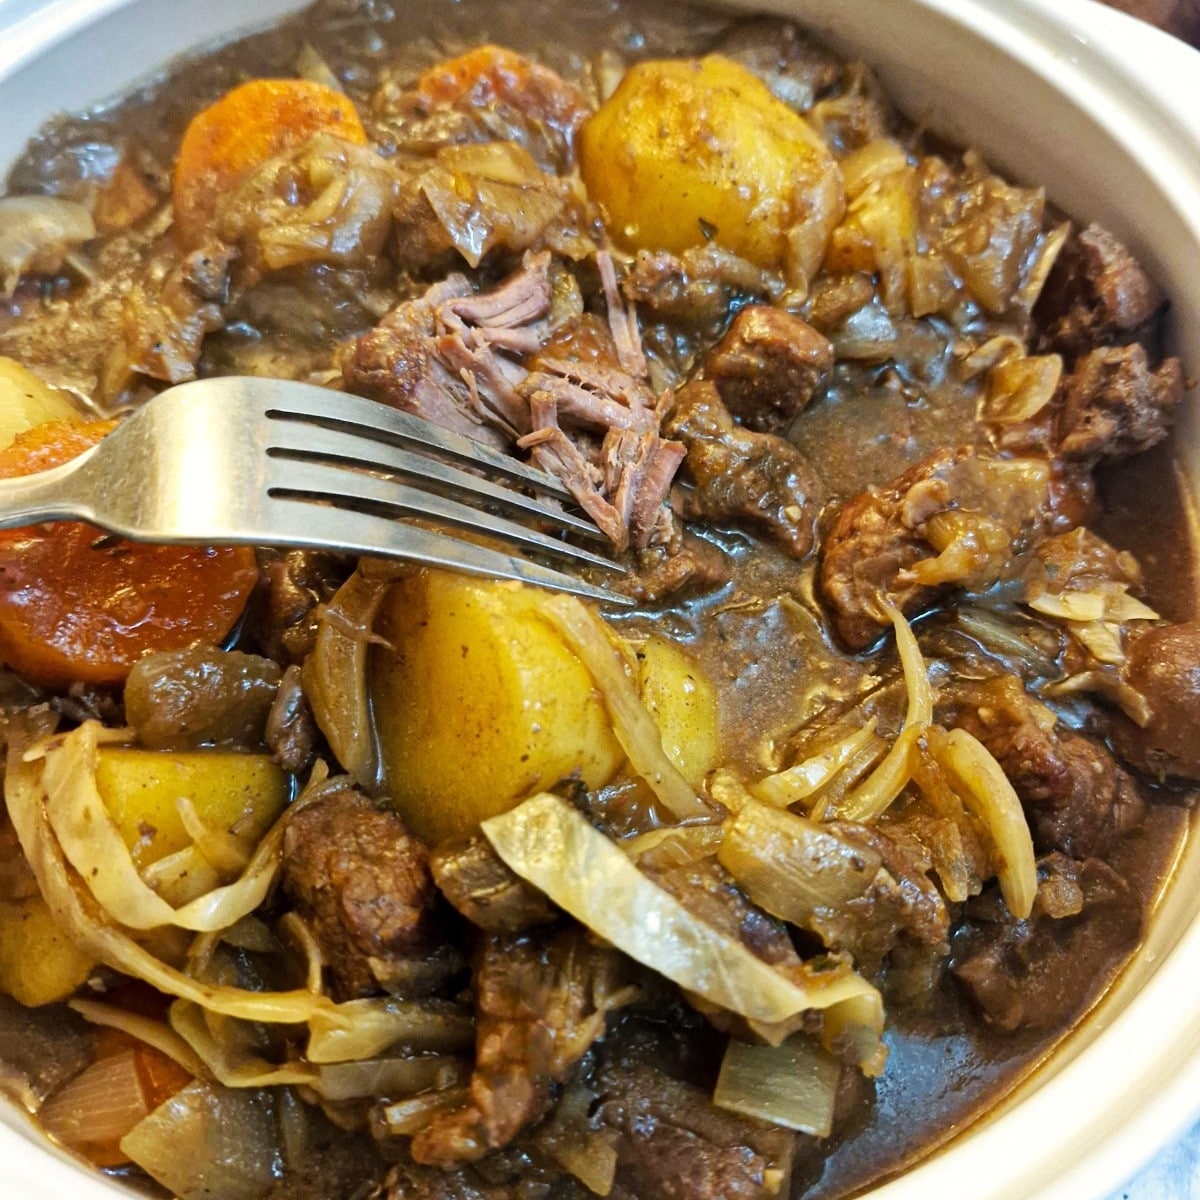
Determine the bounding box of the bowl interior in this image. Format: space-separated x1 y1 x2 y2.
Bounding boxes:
1 2 1199 1199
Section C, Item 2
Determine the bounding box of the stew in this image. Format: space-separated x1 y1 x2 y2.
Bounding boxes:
0 2 1196 1199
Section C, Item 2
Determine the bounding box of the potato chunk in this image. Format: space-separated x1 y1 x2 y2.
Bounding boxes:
0 357 78 450
0 894 95 1006
94 748 289 870
370 573 624 846
637 636 719 789
579 55 842 271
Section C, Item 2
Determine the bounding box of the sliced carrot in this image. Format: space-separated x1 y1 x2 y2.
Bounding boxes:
0 420 258 688
414 45 589 136
172 77 367 246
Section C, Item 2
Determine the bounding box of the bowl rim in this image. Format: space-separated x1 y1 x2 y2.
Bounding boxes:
1 2 1199 1199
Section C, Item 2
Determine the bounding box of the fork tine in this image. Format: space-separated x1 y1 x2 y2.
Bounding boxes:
247 379 574 500
259 500 633 607
267 459 622 573
264 420 605 542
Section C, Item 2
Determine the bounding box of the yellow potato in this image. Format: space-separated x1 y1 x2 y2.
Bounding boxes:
94 748 289 870
0 894 95 1006
0 356 79 450
636 636 719 790
370 572 625 846
579 55 842 270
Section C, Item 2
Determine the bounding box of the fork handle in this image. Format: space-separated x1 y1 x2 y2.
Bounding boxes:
0 456 88 530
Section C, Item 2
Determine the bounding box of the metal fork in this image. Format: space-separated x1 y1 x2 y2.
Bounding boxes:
0 376 632 607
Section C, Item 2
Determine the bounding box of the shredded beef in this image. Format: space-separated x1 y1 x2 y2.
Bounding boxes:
343 251 683 550
1109 621 1200 781
430 835 558 933
411 926 630 1167
281 785 440 1000
938 676 1145 858
951 856 1141 1031
703 305 833 433
1036 223 1165 356
596 1054 797 1200
1055 343 1184 463
664 381 821 557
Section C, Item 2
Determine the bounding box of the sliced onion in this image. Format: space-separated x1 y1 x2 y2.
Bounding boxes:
821 990 887 1077
120 1081 282 1200
718 799 880 927
375 1087 470 1137
170 1000 317 1090
932 727 1037 920
316 1055 468 1102
303 570 389 789
836 604 931 822
713 1034 841 1136
0 195 95 295
751 719 881 808
306 997 475 1064
982 354 1063 424
68 999 205 1078
539 596 710 821
483 793 881 1037
39 1050 150 1151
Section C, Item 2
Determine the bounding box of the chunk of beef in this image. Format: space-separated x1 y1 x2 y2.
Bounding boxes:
623 245 779 326
430 835 558 933
617 531 733 603
938 676 1145 858
264 664 317 774
385 1160 551 1200
951 856 1141 1031
819 447 1059 649
823 820 951 972
1035 223 1165 355
252 549 348 664
711 17 843 111
596 1055 796 1200
703 305 833 433
1055 343 1184 464
281 785 439 1000
123 647 279 751
1109 622 1200 781
410 926 629 1167
664 381 821 557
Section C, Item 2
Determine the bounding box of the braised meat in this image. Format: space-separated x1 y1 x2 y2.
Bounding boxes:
951 856 1142 1031
664 381 822 557
1036 223 1166 355
430 835 558 933
411 926 629 1166
703 305 833 433
281 785 440 999
939 676 1145 858
1109 622 1200 781
819 447 1055 649
596 1055 797 1200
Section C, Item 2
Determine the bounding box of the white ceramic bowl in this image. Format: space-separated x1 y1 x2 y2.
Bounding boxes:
1 1 1199 1198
